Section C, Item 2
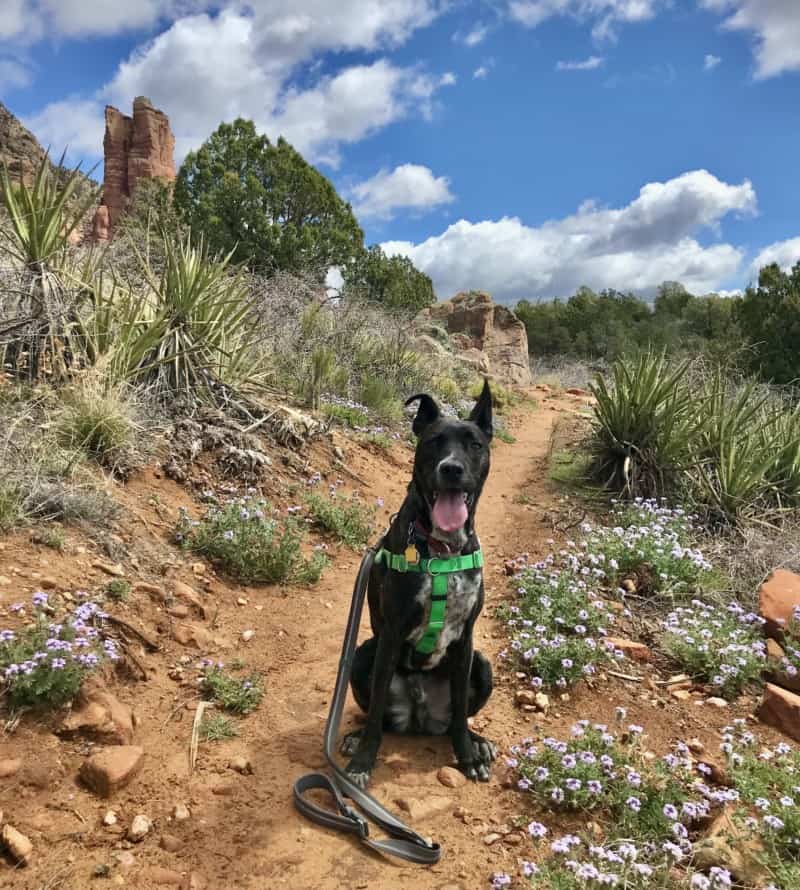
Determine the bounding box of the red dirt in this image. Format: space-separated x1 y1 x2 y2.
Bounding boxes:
0 395 783 889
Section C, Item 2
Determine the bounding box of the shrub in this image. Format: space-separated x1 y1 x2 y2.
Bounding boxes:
661 600 766 698
0 593 119 709
176 497 327 585
31 527 65 550
201 664 263 714
305 486 376 549
0 484 23 532
105 579 130 601
359 375 402 422
320 396 371 429
200 713 239 741
502 564 619 690
590 351 695 497
55 381 136 466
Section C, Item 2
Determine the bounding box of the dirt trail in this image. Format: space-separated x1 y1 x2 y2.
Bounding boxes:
237 399 560 890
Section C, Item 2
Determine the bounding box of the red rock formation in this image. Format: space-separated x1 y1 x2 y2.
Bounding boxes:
93 96 175 240
415 291 532 386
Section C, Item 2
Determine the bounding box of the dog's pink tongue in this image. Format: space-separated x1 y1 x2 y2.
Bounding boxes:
432 492 468 533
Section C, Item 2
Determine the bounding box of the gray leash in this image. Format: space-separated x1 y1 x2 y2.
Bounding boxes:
292 545 442 864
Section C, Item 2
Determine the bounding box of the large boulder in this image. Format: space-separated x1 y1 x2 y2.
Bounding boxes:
415 291 531 386
92 96 175 240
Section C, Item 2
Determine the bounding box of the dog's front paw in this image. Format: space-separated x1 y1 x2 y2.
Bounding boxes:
345 745 376 789
345 768 371 789
457 732 497 782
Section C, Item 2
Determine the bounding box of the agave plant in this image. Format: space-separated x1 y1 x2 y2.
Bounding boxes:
590 351 696 498
762 401 800 508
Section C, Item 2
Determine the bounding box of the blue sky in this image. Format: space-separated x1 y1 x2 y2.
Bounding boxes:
2 0 799 303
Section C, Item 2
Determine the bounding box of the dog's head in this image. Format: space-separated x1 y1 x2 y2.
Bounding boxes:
405 379 493 536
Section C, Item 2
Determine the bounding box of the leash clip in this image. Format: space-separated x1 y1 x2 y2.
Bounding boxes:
342 804 370 838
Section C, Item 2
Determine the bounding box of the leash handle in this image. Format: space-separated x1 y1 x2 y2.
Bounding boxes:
292 546 442 865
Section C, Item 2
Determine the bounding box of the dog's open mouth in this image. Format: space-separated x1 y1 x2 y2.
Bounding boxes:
431 490 473 533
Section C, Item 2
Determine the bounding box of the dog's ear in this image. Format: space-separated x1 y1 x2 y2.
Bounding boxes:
405 393 441 436
469 378 493 439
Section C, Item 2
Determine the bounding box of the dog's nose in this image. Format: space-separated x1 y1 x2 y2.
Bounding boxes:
438 460 465 483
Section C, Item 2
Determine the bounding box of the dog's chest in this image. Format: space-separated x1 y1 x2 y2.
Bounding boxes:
408 570 482 669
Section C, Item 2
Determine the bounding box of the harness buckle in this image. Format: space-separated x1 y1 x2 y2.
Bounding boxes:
426 557 448 575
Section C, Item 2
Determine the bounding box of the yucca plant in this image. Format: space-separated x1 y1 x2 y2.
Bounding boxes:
590 351 696 498
762 402 800 508
689 373 777 524
123 233 268 402
0 154 98 382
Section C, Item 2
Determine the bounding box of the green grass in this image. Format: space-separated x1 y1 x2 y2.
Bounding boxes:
304 489 375 549
200 713 239 741
176 497 327 585
105 578 131 601
31 526 65 551
201 666 263 714
320 403 370 428
0 484 24 532
494 427 516 445
360 432 394 453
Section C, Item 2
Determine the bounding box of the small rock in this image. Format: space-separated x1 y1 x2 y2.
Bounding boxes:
606 637 652 662
172 623 214 649
93 561 125 577
112 876 125 887
160 834 182 853
621 578 636 593
394 796 453 821
230 756 253 775
80 746 144 798
514 689 537 707
93 864 111 878
1 824 33 865
534 692 550 713
127 814 152 842
671 689 692 702
172 581 207 617
706 697 729 708
758 683 800 741
437 766 466 788
39 576 58 590
113 850 136 869
172 803 191 822
191 563 206 576
482 832 502 845
241 629 255 643
143 867 183 886
686 738 705 755
181 873 207 890
134 582 166 600
102 810 118 827
694 807 769 885
766 638 786 662
60 686 136 746
167 604 190 619
236 597 248 606
0 758 22 778
758 569 800 639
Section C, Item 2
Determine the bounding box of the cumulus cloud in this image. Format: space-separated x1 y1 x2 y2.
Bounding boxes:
556 55 605 71
0 57 31 91
508 0 663 41
750 236 800 275
473 65 490 79
704 53 722 70
381 170 757 302
350 164 454 219
702 0 800 79
25 5 449 166
23 98 106 164
455 22 489 46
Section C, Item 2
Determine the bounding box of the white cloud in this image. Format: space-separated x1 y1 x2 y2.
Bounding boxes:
473 65 490 79
23 98 106 165
381 170 757 302
25 5 450 167
556 55 605 70
0 57 31 91
350 164 455 219
704 53 722 70
750 236 800 275
702 0 800 79
508 0 663 41
455 22 489 46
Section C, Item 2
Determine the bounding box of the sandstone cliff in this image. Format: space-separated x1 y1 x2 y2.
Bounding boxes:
92 97 175 240
414 291 532 387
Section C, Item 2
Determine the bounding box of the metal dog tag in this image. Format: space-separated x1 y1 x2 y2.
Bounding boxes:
404 545 419 564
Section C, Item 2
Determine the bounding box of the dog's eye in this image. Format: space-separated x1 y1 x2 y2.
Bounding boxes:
470 440 483 451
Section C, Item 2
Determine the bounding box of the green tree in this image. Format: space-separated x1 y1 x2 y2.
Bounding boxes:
174 119 363 279
736 262 800 384
343 245 434 312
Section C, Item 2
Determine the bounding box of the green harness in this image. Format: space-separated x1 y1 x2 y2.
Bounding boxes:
374 547 484 655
